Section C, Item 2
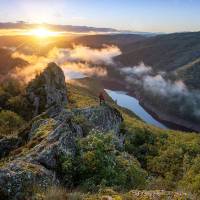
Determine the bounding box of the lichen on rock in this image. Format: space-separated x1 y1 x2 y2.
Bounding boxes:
0 63 124 199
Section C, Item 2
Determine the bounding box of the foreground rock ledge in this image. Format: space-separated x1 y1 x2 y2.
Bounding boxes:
0 104 123 199
0 63 123 199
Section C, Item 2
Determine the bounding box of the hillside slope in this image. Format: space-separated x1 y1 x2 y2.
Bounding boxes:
0 63 200 199
73 34 146 48
116 31 200 73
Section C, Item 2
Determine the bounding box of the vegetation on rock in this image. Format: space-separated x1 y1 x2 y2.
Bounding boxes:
59 131 147 191
0 65 200 199
0 110 25 135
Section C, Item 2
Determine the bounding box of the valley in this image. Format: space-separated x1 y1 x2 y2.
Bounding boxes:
1 1 200 199
0 31 200 132
0 31 200 199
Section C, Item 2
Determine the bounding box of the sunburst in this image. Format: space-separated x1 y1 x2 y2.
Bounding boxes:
29 28 59 37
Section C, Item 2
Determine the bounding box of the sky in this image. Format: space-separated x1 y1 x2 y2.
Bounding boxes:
0 0 199 33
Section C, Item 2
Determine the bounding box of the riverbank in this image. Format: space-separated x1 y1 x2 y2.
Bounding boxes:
100 78 200 133
105 89 167 129
140 101 200 132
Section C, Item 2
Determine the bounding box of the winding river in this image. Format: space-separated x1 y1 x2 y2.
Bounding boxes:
105 89 168 129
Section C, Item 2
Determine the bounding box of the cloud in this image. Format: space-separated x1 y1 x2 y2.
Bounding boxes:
120 63 187 96
143 75 187 96
66 45 121 65
121 62 200 119
121 62 152 76
10 45 118 82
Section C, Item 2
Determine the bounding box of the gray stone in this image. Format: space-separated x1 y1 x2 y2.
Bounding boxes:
27 62 67 116
0 63 124 199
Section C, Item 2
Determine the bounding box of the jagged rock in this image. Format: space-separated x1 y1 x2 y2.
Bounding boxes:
25 105 123 170
128 190 189 200
101 196 113 200
27 62 67 116
0 63 123 199
75 105 123 134
0 105 123 199
0 161 58 199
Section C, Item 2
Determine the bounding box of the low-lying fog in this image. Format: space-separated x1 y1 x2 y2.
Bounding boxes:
4 43 200 127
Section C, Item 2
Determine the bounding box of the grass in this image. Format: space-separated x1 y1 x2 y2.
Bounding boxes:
1 76 199 199
38 186 190 200
66 77 200 197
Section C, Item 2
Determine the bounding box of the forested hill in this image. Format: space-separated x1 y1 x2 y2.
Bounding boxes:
0 63 200 199
72 34 146 48
116 31 200 71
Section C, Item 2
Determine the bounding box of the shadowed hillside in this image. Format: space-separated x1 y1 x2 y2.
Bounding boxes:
117 32 200 73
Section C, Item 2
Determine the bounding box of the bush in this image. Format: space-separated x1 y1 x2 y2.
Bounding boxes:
124 127 159 168
59 132 147 192
0 110 25 135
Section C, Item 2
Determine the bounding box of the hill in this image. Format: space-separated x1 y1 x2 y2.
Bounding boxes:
100 32 200 130
116 31 200 73
73 34 146 48
0 63 200 199
0 32 200 131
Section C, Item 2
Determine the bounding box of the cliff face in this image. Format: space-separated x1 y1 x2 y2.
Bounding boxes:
27 62 67 116
0 63 123 199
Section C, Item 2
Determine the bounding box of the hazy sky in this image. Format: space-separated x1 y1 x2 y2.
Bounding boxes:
0 0 199 33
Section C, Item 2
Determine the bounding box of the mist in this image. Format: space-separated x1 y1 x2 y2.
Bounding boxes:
121 63 200 119
11 45 121 82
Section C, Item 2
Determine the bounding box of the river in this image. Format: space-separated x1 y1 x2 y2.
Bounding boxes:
105 89 168 129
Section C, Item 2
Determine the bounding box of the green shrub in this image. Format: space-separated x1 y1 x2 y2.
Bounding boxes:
59 132 147 192
124 127 159 168
0 110 25 135
123 113 200 193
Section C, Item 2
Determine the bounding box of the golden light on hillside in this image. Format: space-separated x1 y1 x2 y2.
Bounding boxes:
28 28 60 37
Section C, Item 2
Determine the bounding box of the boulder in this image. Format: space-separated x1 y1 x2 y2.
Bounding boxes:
74 105 123 134
27 62 67 116
0 161 57 199
0 105 123 199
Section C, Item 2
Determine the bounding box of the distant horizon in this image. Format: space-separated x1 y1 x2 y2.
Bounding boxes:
0 21 199 35
0 0 200 33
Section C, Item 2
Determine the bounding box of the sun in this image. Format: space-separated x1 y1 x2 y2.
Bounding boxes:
29 28 59 37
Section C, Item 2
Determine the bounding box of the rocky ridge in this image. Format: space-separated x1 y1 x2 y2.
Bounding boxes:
0 63 123 199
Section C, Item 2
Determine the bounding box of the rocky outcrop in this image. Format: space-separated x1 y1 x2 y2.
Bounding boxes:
0 161 57 199
0 106 123 199
75 105 123 134
27 62 67 116
0 63 124 199
24 105 123 170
